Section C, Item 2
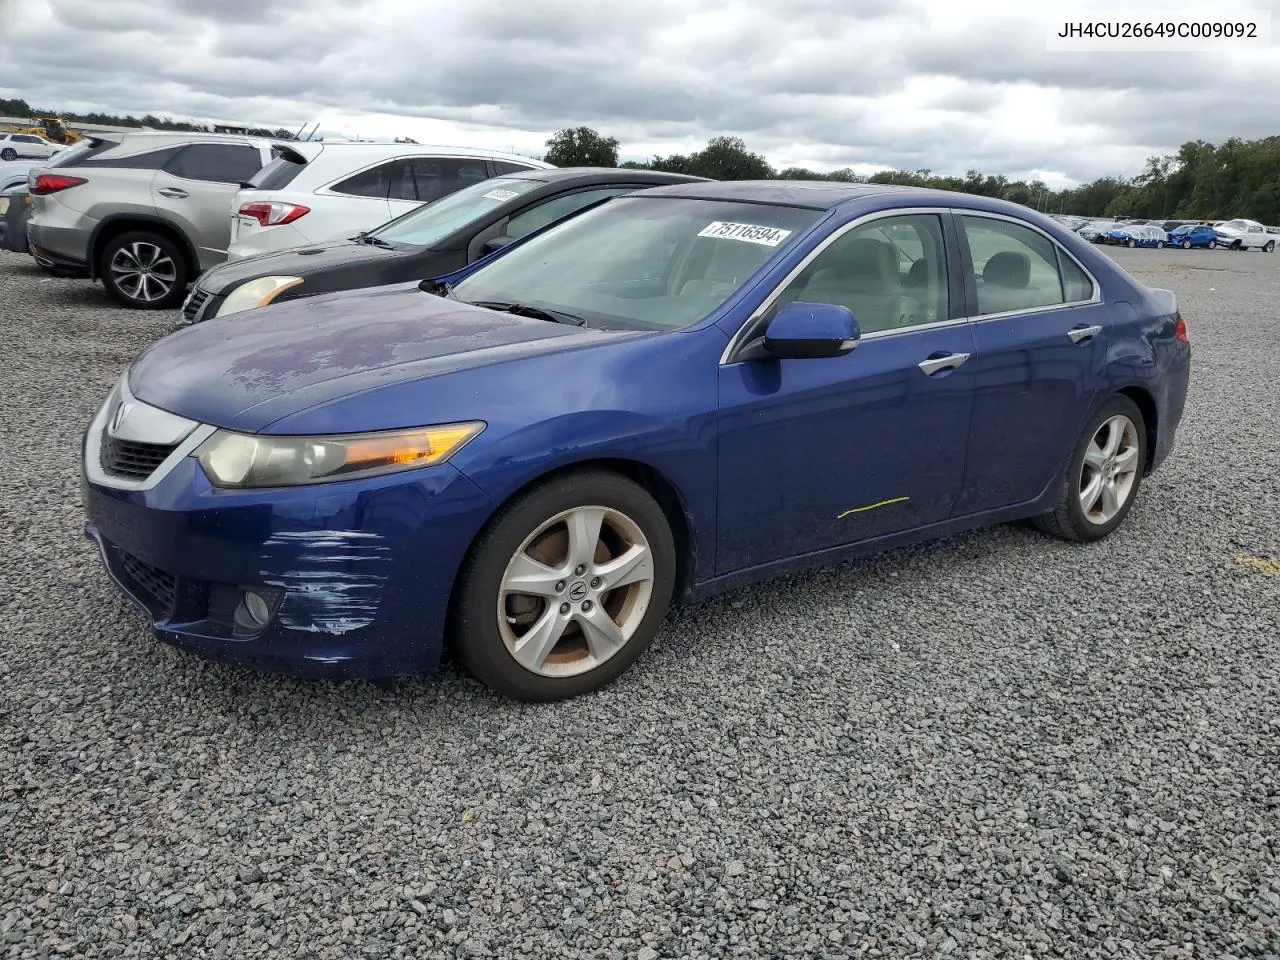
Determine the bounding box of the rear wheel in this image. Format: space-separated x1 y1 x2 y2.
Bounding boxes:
1265 240 1276 253
1033 395 1147 543
99 230 188 309
1208 239 1217 249
452 470 677 701
1157 240 1165 248
1126 239 1136 248
0 148 15 161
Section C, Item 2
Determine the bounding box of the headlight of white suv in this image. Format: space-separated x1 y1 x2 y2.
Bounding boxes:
215 276 304 317
196 423 486 488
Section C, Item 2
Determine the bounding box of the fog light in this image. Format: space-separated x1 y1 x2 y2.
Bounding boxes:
243 591 272 625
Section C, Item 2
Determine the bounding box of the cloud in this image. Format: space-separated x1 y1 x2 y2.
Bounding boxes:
0 0 1276 185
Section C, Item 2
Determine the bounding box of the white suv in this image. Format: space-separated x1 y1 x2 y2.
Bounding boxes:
1213 218 1276 252
227 143 552 259
0 133 62 161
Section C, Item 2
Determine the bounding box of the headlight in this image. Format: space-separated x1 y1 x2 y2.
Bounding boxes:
196 422 485 488
214 276 303 317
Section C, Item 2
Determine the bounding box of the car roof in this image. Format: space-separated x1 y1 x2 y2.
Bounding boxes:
629 179 1057 216
492 166 711 185
273 140 554 166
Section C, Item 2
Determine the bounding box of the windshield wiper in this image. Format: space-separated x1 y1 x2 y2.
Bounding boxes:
467 300 587 327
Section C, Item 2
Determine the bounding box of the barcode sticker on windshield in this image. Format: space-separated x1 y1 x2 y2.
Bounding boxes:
698 221 793 246
483 188 519 201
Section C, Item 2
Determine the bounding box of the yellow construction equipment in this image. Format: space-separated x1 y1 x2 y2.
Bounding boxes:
3 117 84 145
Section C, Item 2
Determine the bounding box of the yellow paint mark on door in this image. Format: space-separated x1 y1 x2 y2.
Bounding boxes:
837 496 910 520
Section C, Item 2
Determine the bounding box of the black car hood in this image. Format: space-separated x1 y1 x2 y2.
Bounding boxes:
199 238 418 295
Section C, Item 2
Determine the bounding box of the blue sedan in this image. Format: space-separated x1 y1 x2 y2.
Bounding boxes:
82 182 1192 700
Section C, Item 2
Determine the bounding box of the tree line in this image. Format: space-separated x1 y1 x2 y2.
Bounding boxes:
5 96 1274 223
544 126 1280 224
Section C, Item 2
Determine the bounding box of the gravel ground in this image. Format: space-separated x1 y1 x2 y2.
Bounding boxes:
1 246 1278 960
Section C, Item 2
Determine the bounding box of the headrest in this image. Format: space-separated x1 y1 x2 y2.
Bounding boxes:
983 251 1030 288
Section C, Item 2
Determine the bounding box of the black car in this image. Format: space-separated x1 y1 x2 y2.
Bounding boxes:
179 167 709 325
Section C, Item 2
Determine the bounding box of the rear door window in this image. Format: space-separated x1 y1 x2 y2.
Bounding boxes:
389 157 492 204
331 161 397 199
166 143 263 183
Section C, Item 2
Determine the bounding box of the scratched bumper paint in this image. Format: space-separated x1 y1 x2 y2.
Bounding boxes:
81 457 494 678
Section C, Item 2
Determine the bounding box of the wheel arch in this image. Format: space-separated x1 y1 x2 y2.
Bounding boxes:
89 215 199 281
444 457 700 643
1115 385 1158 474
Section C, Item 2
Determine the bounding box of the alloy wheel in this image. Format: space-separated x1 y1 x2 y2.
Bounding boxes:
1079 414 1140 526
497 505 655 678
109 242 177 304
1182 239 1191 249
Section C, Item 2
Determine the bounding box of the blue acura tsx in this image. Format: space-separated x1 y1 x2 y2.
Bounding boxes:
82 181 1191 700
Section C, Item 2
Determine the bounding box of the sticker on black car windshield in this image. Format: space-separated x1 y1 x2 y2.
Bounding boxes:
483 188 520 201
697 221 793 246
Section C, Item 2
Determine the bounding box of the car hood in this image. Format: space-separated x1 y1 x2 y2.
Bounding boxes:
128 282 624 432
201 238 414 294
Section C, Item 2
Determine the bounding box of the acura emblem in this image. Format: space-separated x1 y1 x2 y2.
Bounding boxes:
110 401 132 434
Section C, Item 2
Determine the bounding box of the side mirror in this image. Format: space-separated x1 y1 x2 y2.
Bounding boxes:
754 301 860 360
482 234 515 255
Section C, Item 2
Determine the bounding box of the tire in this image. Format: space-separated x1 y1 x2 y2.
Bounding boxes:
1231 240 1242 251
1181 239 1191 249
451 470 677 701
99 230 188 309
1157 241 1165 248
1208 240 1217 249
0 148 15 161
1264 241 1275 253
1126 239 1136 248
1033 395 1147 544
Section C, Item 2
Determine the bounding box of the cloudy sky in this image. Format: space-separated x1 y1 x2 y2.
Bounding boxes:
1 0 1277 187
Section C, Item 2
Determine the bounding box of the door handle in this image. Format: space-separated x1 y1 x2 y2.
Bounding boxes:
1068 324 1103 344
158 187 188 199
918 352 971 376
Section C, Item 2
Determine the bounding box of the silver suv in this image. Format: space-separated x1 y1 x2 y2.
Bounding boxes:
26 131 291 309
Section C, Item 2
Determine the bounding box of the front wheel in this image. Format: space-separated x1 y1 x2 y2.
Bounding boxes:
99 230 189 309
1127 239 1136 248
1181 239 1191 249
1157 240 1165 248
1033 395 1147 543
452 470 677 701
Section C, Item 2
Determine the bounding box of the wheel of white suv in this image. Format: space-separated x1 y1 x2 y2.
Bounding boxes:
99 230 189 310
0 148 15 161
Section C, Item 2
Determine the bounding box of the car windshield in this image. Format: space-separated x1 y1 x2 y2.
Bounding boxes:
370 177 544 247
448 196 823 331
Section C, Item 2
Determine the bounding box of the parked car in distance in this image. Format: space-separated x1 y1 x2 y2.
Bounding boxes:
1107 223 1168 248
225 142 553 260
26 131 293 308
81 181 1191 701
1078 220 1119 242
1213 218 1276 251
180 167 710 325
1168 224 1219 249
0 133 62 161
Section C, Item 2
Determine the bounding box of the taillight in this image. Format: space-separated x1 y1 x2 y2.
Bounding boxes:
238 201 310 227
1175 312 1189 343
30 173 86 196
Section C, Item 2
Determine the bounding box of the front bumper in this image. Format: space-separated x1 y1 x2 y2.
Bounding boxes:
81 397 495 679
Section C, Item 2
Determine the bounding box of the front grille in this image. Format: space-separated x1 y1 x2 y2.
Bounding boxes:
182 287 210 322
99 434 177 481
117 548 177 615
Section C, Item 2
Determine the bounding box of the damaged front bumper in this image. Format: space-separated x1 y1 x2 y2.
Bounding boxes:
81 454 493 679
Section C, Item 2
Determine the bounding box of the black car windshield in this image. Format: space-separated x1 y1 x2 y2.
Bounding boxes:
448 196 822 331
371 177 543 247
